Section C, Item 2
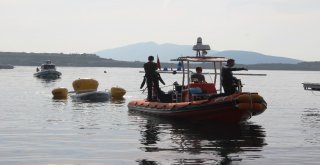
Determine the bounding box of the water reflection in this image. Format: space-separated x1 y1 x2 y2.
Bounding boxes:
69 97 126 106
136 159 160 165
36 77 61 87
302 108 320 126
110 97 126 105
131 113 267 165
68 100 126 128
301 108 320 144
71 101 106 111
52 99 68 107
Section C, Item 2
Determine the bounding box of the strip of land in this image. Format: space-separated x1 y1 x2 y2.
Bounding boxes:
1 52 319 71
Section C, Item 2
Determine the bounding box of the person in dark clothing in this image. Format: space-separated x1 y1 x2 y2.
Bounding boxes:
191 67 206 83
221 59 248 95
143 56 162 101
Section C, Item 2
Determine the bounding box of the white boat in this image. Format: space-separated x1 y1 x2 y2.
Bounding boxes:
302 82 320 91
34 60 61 79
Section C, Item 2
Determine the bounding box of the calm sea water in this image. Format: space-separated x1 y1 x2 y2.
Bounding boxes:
0 66 319 165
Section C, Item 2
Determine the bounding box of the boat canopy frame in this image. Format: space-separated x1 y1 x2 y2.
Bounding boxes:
171 56 228 97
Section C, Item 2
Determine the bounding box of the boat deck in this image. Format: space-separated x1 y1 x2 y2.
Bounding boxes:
302 82 320 91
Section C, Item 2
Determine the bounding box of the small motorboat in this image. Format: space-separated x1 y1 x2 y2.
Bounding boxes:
128 92 266 124
34 60 61 79
302 82 320 91
128 37 267 124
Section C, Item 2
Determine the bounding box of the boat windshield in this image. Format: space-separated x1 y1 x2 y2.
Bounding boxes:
42 65 56 70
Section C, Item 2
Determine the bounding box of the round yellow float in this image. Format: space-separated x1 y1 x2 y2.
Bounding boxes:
72 78 98 93
110 87 126 99
52 87 68 99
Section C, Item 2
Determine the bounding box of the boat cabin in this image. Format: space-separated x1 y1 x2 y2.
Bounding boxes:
40 60 56 70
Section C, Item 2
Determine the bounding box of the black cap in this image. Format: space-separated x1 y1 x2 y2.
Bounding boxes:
148 56 154 61
227 59 235 63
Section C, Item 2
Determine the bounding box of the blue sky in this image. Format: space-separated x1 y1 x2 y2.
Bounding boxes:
0 0 319 61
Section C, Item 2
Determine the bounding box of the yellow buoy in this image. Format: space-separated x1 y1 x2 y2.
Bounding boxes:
72 78 98 93
52 87 68 99
110 87 126 99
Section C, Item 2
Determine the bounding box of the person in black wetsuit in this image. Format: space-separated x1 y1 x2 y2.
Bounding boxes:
221 59 248 95
143 56 162 101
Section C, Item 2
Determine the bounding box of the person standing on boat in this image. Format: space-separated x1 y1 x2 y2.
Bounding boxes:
144 56 161 101
191 67 206 83
221 59 248 95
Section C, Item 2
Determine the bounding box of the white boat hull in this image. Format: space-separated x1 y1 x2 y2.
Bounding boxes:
34 70 61 79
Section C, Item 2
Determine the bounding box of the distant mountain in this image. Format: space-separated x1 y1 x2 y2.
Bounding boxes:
214 50 302 64
96 42 303 64
96 42 218 63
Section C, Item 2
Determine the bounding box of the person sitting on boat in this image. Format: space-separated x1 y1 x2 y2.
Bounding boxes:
191 67 206 83
221 59 248 95
143 56 162 101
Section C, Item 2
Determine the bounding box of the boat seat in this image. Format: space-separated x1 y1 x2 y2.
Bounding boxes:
190 83 217 94
189 83 216 101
